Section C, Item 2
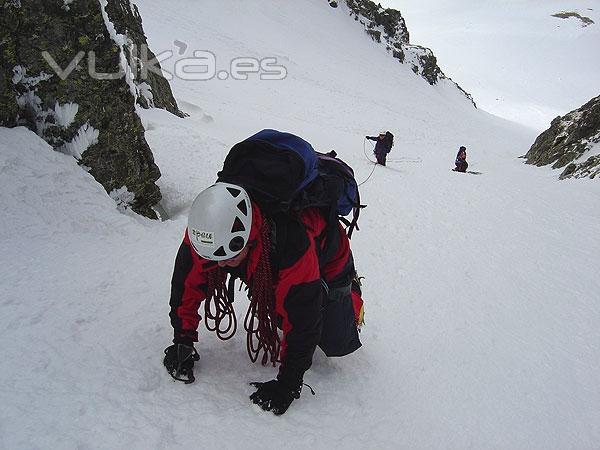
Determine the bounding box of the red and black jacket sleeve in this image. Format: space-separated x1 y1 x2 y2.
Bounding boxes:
169 231 209 345
273 209 353 389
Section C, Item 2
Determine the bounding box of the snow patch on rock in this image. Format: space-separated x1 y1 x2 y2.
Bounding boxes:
57 122 99 159
52 102 79 128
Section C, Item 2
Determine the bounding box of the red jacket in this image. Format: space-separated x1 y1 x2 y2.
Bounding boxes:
169 202 355 387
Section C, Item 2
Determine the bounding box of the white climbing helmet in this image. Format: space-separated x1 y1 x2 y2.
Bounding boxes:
187 182 252 261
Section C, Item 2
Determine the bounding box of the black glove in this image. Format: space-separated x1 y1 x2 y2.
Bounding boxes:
163 344 199 384
249 379 301 415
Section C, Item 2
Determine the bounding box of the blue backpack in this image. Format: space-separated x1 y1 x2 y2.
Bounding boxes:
217 129 364 238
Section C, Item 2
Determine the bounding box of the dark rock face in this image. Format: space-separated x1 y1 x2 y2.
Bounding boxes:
104 0 184 116
340 0 474 105
345 0 409 46
525 95 600 180
1 0 182 218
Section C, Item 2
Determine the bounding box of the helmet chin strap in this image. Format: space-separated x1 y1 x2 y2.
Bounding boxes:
217 244 250 267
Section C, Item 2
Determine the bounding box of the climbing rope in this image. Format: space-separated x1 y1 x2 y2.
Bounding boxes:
204 268 237 340
243 219 281 366
358 138 378 186
363 137 378 164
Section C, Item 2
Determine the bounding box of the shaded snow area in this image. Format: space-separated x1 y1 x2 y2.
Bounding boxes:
2 0 600 448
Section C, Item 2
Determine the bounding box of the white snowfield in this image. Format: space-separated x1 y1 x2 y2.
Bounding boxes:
1 1 599 449
382 0 600 130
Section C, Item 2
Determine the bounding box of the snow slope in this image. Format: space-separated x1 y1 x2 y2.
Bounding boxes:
1 0 600 448
382 0 600 130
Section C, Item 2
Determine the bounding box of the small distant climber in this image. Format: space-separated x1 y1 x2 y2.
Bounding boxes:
454 146 468 172
366 131 394 166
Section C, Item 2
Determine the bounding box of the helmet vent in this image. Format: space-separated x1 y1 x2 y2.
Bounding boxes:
229 236 245 252
226 187 241 198
231 216 246 233
236 200 248 216
213 246 227 257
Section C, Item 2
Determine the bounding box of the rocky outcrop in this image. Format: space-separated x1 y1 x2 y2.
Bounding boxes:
525 95 600 180
1 0 183 219
339 0 475 105
551 11 594 27
104 0 183 116
345 0 410 44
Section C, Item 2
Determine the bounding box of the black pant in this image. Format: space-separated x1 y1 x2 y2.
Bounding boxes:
455 161 468 172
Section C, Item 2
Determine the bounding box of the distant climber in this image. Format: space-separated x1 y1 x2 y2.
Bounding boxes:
454 146 468 172
366 131 394 166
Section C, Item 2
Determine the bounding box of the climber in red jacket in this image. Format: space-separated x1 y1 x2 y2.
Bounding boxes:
164 182 363 415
